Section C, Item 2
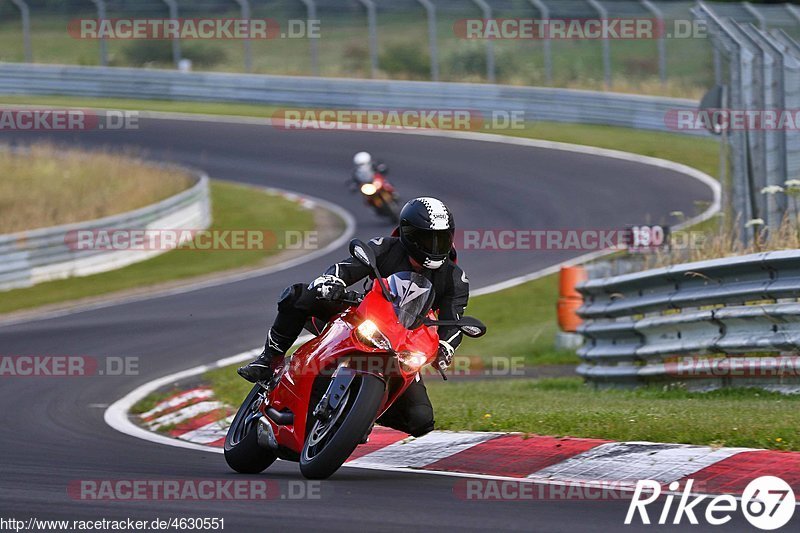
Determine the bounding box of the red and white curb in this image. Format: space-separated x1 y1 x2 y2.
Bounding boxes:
133 384 800 496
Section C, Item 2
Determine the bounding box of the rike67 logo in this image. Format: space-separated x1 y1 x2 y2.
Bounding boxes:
625 476 795 530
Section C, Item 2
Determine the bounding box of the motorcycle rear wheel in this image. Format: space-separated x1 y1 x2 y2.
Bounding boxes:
299 374 384 479
224 384 278 474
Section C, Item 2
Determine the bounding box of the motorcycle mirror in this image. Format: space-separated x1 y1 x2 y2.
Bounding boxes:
349 239 393 302
458 317 487 338
421 316 487 338
350 239 376 269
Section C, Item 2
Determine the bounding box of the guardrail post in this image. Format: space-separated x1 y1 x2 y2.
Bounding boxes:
89 0 108 67
528 0 552 85
471 0 495 83
641 0 666 86
587 0 611 88
742 2 766 31
416 0 439 81
356 0 379 78
233 0 252 73
771 28 800 57
298 0 319 76
746 24 790 227
696 2 755 244
160 0 182 68
730 22 769 230
9 0 32 63
788 4 800 25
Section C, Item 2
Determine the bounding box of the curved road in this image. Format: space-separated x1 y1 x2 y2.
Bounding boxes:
0 118 738 532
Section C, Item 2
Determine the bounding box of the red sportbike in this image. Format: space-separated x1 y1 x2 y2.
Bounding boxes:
359 174 401 223
224 239 486 479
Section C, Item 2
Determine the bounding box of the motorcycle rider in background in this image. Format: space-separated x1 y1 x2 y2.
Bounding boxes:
350 151 389 190
238 197 469 437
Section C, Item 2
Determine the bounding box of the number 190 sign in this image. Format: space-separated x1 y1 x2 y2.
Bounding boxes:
627 225 670 254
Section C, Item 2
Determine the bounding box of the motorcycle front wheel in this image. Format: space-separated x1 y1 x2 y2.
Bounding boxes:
224 384 278 474
299 374 385 479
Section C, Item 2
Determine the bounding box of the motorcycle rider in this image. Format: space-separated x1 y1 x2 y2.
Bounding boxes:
238 197 469 437
350 151 389 190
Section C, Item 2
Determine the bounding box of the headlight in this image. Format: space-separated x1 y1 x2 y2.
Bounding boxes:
360 183 378 195
356 319 392 350
397 351 428 373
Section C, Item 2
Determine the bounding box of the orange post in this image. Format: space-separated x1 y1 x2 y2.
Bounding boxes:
557 265 587 332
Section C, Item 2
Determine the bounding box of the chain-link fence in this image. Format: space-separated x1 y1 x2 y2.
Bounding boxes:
0 1 798 97
694 3 800 244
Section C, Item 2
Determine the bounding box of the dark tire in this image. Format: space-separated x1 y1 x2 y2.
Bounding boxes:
224 385 278 474
299 374 385 480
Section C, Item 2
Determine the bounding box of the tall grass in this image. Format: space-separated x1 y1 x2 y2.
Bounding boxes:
645 212 800 269
0 144 193 233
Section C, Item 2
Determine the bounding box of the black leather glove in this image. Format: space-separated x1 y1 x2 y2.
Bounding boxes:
435 341 454 370
310 275 346 301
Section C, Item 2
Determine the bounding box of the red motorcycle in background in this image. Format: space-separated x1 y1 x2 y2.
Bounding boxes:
355 170 402 224
224 239 486 479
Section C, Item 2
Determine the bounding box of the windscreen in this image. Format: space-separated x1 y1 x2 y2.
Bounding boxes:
387 272 435 329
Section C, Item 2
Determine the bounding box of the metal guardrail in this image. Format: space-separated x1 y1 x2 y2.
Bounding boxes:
0 63 704 135
0 169 211 291
576 250 800 392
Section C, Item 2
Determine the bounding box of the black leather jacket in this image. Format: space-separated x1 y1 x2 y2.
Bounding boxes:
323 236 470 353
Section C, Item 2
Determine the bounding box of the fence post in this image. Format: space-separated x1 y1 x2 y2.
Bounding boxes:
416 0 439 81
641 0 666 86
160 0 181 68
528 0 552 85
9 0 32 63
587 0 611 88
696 3 755 244
731 22 768 229
298 0 319 76
788 4 800 25
88 0 108 66
356 0 378 78
471 0 495 83
748 25 790 227
741 2 766 31
233 0 252 73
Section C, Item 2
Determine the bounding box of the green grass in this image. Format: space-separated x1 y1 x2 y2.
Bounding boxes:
0 181 318 314
427 378 800 451
205 364 254 412
465 273 578 366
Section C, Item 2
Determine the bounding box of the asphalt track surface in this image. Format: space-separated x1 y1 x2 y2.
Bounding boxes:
0 118 750 532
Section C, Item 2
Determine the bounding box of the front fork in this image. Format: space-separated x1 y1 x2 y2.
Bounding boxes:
312 365 357 422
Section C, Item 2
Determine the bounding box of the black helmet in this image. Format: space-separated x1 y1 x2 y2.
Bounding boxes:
399 197 454 270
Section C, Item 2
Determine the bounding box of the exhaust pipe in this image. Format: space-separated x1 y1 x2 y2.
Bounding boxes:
256 416 278 449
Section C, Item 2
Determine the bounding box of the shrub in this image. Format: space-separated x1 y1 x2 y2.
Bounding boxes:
379 42 430 80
